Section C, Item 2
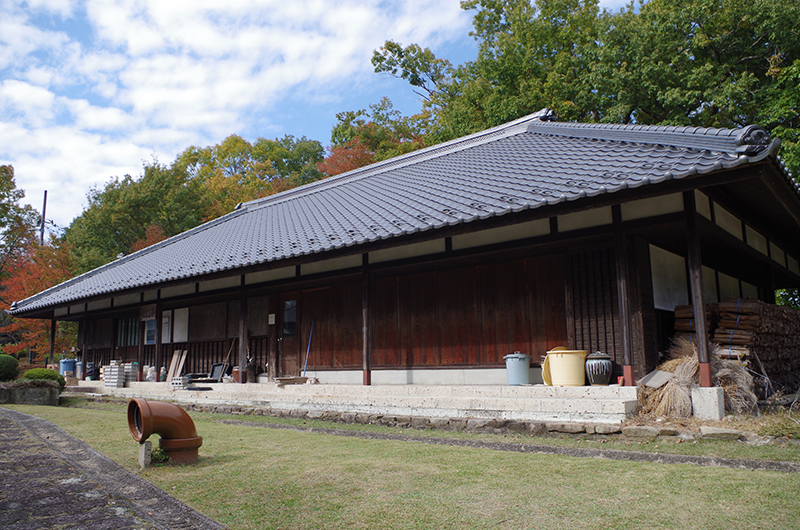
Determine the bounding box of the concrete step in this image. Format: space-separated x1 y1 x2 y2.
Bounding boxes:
73 380 638 424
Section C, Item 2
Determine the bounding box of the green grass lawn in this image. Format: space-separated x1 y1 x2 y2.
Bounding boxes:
6 401 800 530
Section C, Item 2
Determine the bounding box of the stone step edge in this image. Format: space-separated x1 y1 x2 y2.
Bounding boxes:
61 394 638 433
62 389 638 416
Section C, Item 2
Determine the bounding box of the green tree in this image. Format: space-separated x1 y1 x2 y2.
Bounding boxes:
373 0 800 179
176 134 325 218
595 0 800 130
0 164 37 269
64 161 207 273
319 97 430 176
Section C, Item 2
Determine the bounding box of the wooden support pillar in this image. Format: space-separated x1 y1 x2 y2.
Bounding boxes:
79 317 87 380
155 304 163 378
614 209 635 385
362 254 371 386
137 317 144 381
684 191 712 387
49 318 56 366
238 294 248 383
268 295 277 382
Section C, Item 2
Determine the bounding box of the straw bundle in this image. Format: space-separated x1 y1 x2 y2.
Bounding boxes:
637 337 757 418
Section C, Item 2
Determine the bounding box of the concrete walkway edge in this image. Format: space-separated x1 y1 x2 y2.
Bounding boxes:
0 406 225 530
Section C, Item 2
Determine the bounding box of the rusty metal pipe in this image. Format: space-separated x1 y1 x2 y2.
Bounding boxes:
127 398 203 464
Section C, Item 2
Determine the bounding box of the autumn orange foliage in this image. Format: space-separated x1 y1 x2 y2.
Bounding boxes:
317 138 375 176
1 241 75 359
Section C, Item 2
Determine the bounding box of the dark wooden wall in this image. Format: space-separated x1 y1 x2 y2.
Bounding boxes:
273 255 572 372
567 247 622 362
566 242 659 378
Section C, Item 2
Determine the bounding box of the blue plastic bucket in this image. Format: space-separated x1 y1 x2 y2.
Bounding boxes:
59 359 76 376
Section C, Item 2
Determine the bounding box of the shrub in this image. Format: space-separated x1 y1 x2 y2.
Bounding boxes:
0 354 19 381
22 368 66 390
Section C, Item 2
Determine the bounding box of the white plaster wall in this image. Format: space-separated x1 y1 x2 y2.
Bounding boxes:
649 245 688 310
714 204 743 240
718 273 740 299
620 193 683 221
246 266 294 285
558 207 612 232
451 219 549 250
370 239 445 263
173 307 189 343
745 225 768 255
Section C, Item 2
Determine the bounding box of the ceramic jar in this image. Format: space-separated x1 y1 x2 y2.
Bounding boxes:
585 351 613 386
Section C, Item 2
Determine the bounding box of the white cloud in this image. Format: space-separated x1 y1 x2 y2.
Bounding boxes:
0 0 474 226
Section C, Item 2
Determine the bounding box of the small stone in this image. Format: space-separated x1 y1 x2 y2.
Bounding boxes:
506 421 527 433
430 418 450 429
466 419 491 432
546 423 585 434
485 419 508 429
394 415 412 427
595 424 622 435
411 417 430 429
699 426 745 440
448 419 467 431
657 427 679 436
621 425 659 438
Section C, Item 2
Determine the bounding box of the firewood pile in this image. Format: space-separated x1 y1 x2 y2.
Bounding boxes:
673 299 800 394
673 303 718 348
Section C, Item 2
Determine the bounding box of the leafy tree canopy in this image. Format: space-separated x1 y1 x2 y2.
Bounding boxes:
0 164 38 270
370 0 800 177
64 135 326 273
318 97 430 176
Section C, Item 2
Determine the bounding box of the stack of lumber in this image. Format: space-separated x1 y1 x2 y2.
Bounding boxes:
712 299 759 364
713 298 800 392
673 303 717 345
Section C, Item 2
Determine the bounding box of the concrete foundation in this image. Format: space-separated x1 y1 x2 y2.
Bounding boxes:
72 380 638 425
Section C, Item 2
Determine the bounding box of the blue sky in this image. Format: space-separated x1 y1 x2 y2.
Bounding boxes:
1 0 630 229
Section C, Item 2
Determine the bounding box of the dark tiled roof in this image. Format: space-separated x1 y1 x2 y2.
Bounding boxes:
10 109 793 315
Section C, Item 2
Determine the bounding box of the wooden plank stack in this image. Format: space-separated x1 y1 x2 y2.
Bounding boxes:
675 299 800 393
673 303 718 346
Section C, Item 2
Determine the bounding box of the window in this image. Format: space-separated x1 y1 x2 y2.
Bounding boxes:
144 319 157 345
282 300 297 337
116 317 139 347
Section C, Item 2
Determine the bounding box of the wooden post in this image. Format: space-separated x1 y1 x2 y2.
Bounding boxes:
613 209 634 386
155 304 163 379
80 317 87 380
684 191 712 387
137 317 144 381
49 318 56 366
239 295 248 383
362 254 371 386
268 295 277 382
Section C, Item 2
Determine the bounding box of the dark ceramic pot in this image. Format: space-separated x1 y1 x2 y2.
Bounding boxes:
585 351 613 386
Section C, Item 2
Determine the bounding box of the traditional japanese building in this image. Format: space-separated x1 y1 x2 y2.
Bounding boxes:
10 109 800 387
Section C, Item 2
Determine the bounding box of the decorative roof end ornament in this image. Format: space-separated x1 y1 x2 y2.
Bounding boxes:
532 108 557 122
735 126 770 155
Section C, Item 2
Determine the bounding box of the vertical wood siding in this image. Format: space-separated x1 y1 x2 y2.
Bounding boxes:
568 248 622 362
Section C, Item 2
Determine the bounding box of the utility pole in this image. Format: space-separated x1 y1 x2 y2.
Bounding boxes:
40 190 47 245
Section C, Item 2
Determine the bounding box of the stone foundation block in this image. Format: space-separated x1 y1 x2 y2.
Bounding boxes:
691 387 725 420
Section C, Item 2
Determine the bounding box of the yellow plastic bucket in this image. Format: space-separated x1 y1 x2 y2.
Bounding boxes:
542 347 587 386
